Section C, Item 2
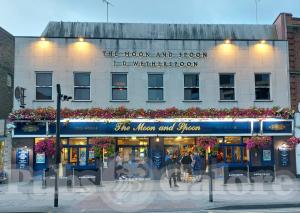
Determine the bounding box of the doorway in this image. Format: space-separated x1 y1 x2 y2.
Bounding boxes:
116 138 149 179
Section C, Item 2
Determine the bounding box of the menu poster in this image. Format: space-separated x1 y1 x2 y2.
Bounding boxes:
279 149 290 167
263 150 272 162
16 147 29 169
36 153 45 164
79 149 87 166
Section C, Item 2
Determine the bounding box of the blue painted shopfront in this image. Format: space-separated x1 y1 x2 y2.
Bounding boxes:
12 119 294 180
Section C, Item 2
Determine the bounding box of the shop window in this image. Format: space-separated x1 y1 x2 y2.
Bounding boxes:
74 72 91 101
70 147 78 165
36 72 52 100
224 136 241 144
255 73 270 100
164 137 195 155
219 73 235 100
148 74 163 101
88 147 95 164
61 147 68 166
184 74 199 100
112 73 127 100
117 138 149 146
69 138 87 146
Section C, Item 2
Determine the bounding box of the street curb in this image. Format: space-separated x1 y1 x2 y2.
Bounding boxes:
208 203 300 210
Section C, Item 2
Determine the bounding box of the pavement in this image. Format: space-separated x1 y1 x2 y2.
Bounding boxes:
0 177 300 213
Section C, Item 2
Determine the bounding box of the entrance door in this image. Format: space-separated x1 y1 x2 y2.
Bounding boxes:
117 146 149 179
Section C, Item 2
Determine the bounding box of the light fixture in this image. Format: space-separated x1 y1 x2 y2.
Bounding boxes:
131 136 137 140
225 39 231 44
260 40 266 44
176 136 182 140
40 37 46 41
155 137 160 142
78 37 84 42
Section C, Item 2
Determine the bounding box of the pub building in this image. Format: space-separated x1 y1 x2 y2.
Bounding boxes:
9 22 296 183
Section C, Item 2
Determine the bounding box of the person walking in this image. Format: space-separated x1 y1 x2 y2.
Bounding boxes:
166 153 179 188
193 152 202 182
181 152 192 182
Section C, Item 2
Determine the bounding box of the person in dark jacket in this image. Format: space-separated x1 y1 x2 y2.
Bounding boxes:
181 152 192 182
165 154 179 188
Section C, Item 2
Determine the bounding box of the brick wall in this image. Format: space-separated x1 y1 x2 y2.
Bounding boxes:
274 13 300 110
0 27 14 119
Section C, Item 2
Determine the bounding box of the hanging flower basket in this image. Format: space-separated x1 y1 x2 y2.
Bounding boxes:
196 137 218 155
34 138 55 157
8 106 294 121
90 137 115 159
287 137 300 148
245 136 272 150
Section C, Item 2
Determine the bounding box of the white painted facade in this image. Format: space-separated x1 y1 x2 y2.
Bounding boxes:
13 36 290 110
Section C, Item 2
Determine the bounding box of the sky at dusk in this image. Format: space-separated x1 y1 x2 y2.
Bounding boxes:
0 0 299 36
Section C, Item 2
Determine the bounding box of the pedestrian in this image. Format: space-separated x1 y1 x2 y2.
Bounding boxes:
115 153 123 179
193 152 202 182
181 152 192 182
166 153 179 188
175 150 182 182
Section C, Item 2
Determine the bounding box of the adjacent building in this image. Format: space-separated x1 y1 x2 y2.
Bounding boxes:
0 27 14 180
274 13 300 110
10 21 295 183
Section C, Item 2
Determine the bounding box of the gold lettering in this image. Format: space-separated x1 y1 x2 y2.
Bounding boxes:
177 122 200 133
133 123 155 131
114 123 130 131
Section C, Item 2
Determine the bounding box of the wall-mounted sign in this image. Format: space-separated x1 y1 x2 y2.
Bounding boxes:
36 153 45 164
278 146 290 167
103 50 208 68
16 147 29 169
13 120 293 137
263 150 272 162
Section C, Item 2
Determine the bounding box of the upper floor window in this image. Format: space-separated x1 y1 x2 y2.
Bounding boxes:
74 72 91 101
112 73 127 100
219 73 235 100
184 74 199 100
36 72 52 100
148 74 163 101
255 73 270 100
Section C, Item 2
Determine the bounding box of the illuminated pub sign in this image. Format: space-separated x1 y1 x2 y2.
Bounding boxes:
12 119 293 137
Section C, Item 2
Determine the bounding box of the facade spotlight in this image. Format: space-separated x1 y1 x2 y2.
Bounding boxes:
225 39 231 44
260 40 266 44
79 37 84 42
40 37 46 41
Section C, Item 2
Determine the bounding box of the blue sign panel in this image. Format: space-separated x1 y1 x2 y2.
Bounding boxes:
14 122 46 136
47 121 252 136
16 147 29 169
262 121 293 135
253 121 260 134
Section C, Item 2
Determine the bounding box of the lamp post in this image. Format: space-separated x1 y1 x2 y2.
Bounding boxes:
208 146 213 202
54 84 72 207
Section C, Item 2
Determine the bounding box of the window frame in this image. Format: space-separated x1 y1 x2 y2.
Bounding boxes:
219 73 236 101
183 73 200 101
35 71 53 101
254 73 271 101
147 73 164 101
111 72 128 101
73 72 91 101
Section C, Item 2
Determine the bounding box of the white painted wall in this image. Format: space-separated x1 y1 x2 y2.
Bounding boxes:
14 37 290 110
